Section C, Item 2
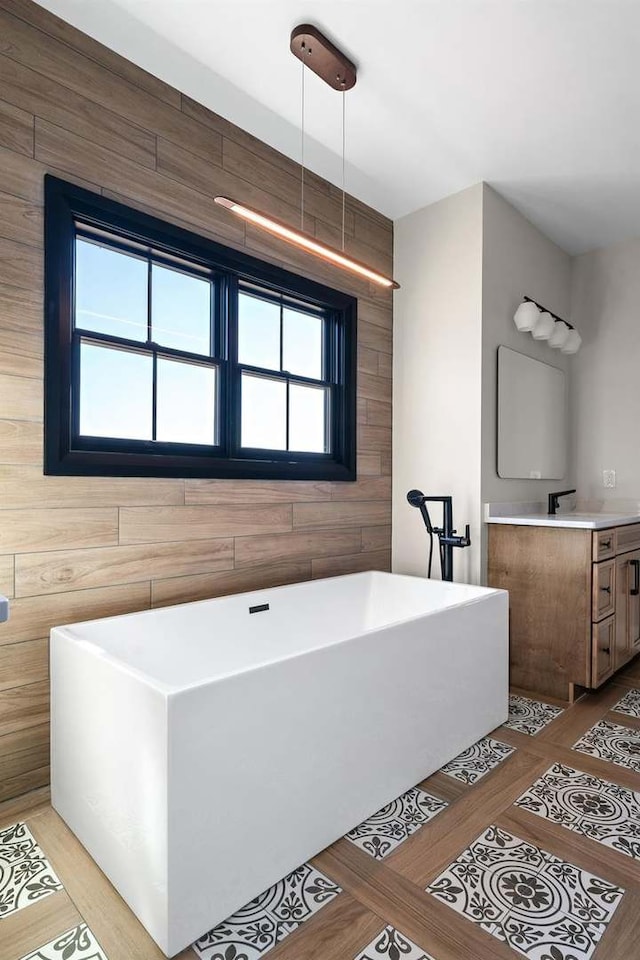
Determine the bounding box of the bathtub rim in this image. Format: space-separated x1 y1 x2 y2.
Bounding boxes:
50 570 507 696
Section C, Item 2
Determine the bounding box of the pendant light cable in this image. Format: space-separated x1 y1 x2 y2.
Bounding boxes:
300 60 305 231
341 86 346 251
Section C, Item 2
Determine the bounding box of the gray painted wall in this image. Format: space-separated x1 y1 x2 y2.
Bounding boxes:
571 237 640 504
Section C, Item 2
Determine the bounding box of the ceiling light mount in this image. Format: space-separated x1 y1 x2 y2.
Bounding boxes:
290 24 357 91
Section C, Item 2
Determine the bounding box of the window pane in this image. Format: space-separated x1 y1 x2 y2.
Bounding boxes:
75 238 148 341
156 358 216 445
283 308 323 379
151 264 211 356
79 342 152 440
289 383 329 453
238 293 280 370
241 373 286 449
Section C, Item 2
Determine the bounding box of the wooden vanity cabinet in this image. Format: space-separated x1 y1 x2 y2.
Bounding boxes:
487 521 640 701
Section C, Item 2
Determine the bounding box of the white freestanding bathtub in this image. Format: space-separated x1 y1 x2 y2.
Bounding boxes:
51 571 508 956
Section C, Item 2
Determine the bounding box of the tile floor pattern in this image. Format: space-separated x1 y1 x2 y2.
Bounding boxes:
192 862 341 960
440 736 515 785
515 762 640 860
505 695 564 736
345 786 448 860
18 923 107 960
612 687 640 719
573 718 640 774
0 821 62 919
354 925 435 960
427 824 624 960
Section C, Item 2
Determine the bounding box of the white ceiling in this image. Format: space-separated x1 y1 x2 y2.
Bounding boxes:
36 0 640 254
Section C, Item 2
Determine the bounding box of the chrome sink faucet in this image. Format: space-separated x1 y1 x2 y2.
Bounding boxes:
548 489 576 516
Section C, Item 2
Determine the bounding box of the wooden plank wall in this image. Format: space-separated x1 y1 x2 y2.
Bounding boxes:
0 0 393 802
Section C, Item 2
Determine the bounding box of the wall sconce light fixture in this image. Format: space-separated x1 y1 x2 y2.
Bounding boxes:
513 296 581 355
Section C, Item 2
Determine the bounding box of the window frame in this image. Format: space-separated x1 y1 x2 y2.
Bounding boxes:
44 176 357 481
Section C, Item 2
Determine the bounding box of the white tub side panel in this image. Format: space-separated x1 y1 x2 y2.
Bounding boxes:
166 591 508 954
50 630 169 951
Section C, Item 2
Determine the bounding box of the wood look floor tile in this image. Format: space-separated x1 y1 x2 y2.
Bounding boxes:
0 890 81 960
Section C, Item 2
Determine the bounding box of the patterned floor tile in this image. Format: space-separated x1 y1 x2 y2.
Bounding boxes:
345 787 448 860
515 762 640 860
19 923 107 959
0 821 62 920
427 824 624 960
440 736 515 785
505 695 564 736
354 925 435 960
573 719 640 773
612 688 640 719
193 862 341 960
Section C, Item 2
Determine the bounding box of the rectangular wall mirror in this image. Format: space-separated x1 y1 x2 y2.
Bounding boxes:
497 346 567 480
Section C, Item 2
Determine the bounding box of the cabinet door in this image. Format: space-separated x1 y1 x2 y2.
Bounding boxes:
593 559 616 621
629 550 640 653
615 555 630 668
592 615 615 687
615 549 640 669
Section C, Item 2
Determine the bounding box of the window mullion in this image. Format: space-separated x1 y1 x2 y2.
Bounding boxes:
285 379 290 452
152 352 157 442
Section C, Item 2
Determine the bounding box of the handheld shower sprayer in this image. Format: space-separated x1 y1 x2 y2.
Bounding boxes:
406 489 471 581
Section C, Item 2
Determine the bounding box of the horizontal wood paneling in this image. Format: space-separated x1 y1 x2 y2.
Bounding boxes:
0 0 182 107
15 539 234 597
0 189 41 246
119 504 292 544
0 720 48 780
0 372 41 420
0 508 118 552
0 763 48 802
0 638 48 691
361 525 392 552
326 477 391 501
235 529 362 569
0 97 33 156
152 561 311 608
293 501 392 531
0 54 157 168
0 235 42 287
0 582 151 645
311 549 391 579
357 453 383 476
0 679 48 735
185 479 332 505
0 418 42 463
0 554 14 597
0 466 184 508
0 0 392 802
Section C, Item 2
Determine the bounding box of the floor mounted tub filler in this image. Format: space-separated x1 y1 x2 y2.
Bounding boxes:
50 570 509 957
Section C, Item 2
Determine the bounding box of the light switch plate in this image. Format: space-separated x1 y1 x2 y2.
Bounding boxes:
603 469 616 488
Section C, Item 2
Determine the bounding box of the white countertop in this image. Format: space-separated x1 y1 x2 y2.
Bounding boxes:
486 512 640 529
484 500 640 529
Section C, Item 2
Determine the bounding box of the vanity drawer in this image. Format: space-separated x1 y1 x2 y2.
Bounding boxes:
616 523 640 556
592 615 615 687
592 529 616 561
593 559 616 620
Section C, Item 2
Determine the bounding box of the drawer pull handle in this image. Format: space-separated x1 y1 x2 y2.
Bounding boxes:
631 559 640 597
601 539 612 549
600 645 611 655
600 585 611 594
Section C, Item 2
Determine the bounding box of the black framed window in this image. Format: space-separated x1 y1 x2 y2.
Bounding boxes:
44 176 357 480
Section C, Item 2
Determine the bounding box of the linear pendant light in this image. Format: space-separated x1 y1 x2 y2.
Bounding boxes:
214 24 399 291
214 197 399 289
